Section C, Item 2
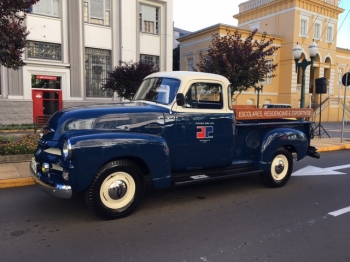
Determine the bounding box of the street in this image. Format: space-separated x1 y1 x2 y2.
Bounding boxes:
1 151 350 262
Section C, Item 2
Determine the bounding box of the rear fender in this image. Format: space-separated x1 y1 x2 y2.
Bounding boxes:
259 128 308 170
64 132 171 191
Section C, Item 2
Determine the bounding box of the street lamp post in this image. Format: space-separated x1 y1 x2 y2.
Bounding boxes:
292 40 318 108
254 80 265 108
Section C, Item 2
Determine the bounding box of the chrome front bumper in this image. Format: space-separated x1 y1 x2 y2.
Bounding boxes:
307 146 320 159
30 158 72 199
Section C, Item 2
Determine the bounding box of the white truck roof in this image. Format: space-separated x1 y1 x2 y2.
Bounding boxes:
145 71 230 86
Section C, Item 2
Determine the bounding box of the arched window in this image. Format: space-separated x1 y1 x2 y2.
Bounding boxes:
247 99 255 105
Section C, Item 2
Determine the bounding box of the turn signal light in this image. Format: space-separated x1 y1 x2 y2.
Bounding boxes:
41 163 50 174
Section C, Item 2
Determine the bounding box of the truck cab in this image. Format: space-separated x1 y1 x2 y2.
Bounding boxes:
134 72 235 171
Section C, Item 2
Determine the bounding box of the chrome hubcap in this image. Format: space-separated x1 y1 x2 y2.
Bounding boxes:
100 171 136 210
274 160 285 175
271 154 289 181
108 180 128 200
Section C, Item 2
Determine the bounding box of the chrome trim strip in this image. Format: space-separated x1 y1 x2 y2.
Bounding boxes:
43 147 62 156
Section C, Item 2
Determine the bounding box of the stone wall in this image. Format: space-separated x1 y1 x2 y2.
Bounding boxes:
0 101 33 125
0 99 117 125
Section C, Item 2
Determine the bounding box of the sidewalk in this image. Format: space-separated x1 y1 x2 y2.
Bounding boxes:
1 122 350 189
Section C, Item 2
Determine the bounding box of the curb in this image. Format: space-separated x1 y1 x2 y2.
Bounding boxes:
0 130 35 133
316 144 350 152
0 177 35 189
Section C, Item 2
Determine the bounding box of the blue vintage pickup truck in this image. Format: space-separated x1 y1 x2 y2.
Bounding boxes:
30 71 320 219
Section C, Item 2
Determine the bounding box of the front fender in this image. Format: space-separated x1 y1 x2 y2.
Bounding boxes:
63 132 171 191
259 128 308 170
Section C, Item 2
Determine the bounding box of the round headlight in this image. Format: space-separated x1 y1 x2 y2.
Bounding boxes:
62 139 72 160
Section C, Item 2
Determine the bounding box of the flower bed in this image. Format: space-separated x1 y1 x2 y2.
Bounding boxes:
0 134 39 156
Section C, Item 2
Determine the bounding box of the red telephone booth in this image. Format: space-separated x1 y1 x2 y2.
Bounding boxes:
32 75 62 122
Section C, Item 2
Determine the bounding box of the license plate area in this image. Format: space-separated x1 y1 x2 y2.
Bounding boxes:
31 158 38 173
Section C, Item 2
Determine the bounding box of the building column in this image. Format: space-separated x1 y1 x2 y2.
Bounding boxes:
67 0 84 98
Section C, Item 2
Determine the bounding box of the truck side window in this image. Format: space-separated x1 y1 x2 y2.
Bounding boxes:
183 82 223 109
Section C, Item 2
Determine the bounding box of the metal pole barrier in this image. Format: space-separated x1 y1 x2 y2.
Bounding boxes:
341 73 349 142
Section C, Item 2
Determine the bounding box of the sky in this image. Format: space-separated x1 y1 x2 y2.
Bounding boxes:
173 0 350 49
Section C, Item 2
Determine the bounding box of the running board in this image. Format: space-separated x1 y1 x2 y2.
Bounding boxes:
172 166 263 186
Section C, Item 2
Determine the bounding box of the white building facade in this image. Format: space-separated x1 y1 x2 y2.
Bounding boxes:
0 0 173 124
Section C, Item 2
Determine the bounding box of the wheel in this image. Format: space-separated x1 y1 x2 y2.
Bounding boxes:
260 148 293 188
85 160 145 220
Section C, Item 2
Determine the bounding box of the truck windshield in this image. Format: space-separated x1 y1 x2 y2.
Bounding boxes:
133 77 180 105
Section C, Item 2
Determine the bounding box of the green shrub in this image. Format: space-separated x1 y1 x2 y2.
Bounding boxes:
0 123 35 131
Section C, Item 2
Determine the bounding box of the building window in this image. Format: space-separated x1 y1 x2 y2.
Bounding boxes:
139 5 159 34
140 54 159 68
27 41 62 61
247 99 254 105
296 54 305 85
266 60 273 84
30 0 61 18
326 26 333 42
187 57 194 71
264 99 271 105
249 22 260 31
338 68 343 86
85 48 112 98
300 19 307 36
314 23 321 40
84 0 111 26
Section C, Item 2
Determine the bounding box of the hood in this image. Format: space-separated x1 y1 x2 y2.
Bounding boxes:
46 102 167 140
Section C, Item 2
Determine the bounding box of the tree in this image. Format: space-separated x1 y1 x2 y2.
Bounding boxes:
197 29 279 100
104 60 159 101
0 0 39 69
173 46 180 71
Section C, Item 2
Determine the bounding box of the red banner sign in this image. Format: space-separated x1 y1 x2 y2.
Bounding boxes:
233 108 313 120
36 75 57 80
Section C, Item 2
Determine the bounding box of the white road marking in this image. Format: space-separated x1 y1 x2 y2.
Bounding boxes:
292 164 350 176
328 206 350 217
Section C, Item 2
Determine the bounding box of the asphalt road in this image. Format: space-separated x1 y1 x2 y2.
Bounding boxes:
1 151 350 262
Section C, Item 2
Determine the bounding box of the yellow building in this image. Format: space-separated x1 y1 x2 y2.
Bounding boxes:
178 0 350 122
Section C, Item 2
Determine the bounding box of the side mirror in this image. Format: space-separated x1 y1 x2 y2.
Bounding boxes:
176 93 185 106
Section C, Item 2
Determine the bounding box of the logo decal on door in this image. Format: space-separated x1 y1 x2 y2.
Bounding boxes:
197 126 214 139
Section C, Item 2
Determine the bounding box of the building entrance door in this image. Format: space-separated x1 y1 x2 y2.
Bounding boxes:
31 75 62 122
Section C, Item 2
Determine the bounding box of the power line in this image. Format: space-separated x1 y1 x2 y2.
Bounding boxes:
306 0 328 38
332 6 350 44
320 0 342 40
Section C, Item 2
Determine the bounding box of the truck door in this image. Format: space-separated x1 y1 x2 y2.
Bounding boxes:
172 82 234 171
